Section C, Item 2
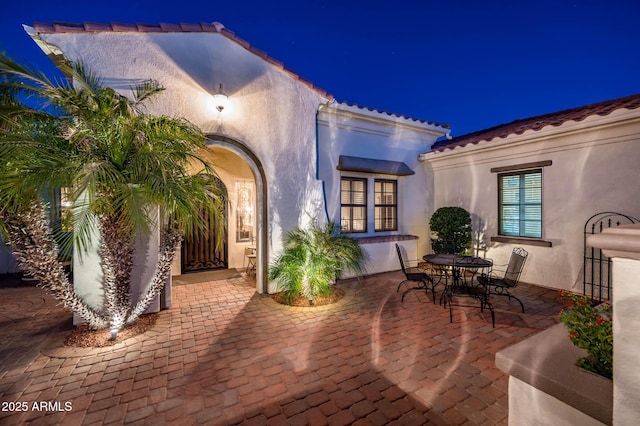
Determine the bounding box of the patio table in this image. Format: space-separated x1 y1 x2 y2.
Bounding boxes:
423 253 495 326
422 253 492 284
422 253 492 270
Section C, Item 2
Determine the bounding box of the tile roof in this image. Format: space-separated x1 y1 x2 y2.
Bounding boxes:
31 21 449 129
339 102 450 129
431 93 640 153
30 21 333 99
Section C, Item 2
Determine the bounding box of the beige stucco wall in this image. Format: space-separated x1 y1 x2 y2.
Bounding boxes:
37 30 330 293
422 108 640 291
318 104 446 258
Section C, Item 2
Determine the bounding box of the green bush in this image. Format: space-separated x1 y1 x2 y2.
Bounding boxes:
269 220 365 305
429 207 472 255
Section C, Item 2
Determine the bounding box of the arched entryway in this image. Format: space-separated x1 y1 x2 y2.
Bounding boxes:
205 135 268 294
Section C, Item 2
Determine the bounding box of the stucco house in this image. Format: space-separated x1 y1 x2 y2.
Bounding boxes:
421 94 640 294
2 21 639 309
13 21 449 303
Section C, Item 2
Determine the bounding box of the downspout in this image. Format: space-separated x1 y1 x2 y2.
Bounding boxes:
315 98 336 222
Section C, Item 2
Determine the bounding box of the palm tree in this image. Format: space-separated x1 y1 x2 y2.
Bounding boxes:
269 220 365 305
0 55 226 334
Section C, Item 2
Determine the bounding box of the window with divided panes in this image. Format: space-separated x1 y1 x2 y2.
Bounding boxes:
341 177 367 233
498 170 542 238
374 179 397 231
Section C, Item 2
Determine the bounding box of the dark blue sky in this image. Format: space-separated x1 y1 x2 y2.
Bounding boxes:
2 0 639 136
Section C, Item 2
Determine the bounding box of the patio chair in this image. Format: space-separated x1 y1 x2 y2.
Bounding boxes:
477 247 528 313
442 257 495 327
395 244 438 303
244 246 257 275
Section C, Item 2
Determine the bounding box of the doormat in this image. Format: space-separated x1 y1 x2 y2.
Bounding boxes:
172 269 242 285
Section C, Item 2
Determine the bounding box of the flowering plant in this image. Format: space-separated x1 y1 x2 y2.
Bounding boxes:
558 290 613 379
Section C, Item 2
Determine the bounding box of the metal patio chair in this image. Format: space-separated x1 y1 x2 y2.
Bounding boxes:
395 243 438 303
442 256 495 327
244 246 257 275
477 247 528 313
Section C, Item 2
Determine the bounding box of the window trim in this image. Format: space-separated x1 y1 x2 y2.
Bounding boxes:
491 162 553 247
497 168 543 238
490 235 552 247
340 177 368 234
374 179 397 232
490 160 552 174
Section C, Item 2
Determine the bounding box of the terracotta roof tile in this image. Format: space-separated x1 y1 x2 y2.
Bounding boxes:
340 102 450 129
83 22 112 32
136 23 164 32
158 23 181 32
52 22 85 32
177 22 204 32
111 22 138 32
30 21 333 99
431 93 640 152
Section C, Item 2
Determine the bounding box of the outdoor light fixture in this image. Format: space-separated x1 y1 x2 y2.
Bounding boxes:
110 328 118 340
212 83 228 112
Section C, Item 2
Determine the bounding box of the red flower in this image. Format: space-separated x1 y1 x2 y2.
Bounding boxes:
596 317 608 325
569 332 578 339
567 301 574 307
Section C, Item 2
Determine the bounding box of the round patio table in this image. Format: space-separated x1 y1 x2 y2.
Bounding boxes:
423 253 495 326
422 253 492 269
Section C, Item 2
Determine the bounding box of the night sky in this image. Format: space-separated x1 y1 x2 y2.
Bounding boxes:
2 0 639 137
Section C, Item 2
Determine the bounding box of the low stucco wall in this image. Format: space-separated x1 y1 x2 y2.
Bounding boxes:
588 224 640 425
508 376 608 426
496 323 612 425
340 235 418 279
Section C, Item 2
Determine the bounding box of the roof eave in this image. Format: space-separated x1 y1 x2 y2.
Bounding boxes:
25 22 334 101
320 101 449 136
420 106 640 161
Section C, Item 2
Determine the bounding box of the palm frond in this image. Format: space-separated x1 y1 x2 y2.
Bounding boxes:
0 54 230 330
131 79 165 107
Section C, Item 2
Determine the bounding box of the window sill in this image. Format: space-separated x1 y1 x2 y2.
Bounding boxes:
491 236 552 247
354 234 418 245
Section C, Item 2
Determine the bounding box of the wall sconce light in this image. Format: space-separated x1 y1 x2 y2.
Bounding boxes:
212 83 228 112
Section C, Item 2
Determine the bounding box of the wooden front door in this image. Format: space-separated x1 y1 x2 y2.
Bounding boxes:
181 208 227 273
181 179 228 273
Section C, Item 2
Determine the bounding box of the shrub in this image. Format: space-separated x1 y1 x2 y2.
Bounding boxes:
558 290 613 379
429 207 472 255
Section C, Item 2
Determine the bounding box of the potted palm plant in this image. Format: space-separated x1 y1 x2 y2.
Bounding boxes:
269 220 365 305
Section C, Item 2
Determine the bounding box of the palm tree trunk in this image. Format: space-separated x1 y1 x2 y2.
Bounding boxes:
98 216 134 330
2 201 107 328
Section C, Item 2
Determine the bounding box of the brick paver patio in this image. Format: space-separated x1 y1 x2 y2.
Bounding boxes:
0 271 562 425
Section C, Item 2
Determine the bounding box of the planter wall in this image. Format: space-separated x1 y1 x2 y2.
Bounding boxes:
588 224 640 425
496 323 612 425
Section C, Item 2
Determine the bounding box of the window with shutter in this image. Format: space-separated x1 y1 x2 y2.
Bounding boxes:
374 179 397 231
498 170 542 238
340 177 367 233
